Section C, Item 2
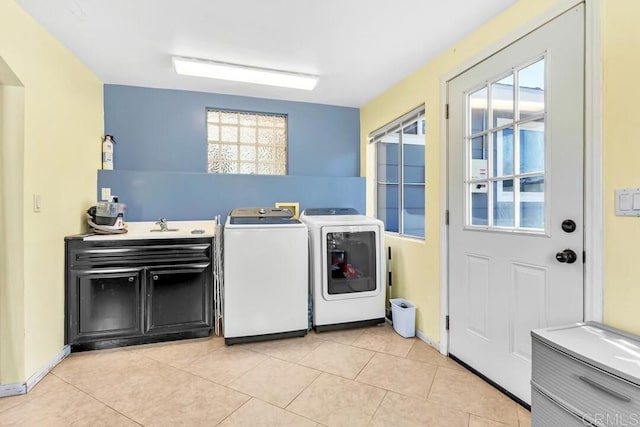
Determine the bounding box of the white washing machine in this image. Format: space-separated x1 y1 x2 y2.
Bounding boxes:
223 207 308 344
300 208 385 331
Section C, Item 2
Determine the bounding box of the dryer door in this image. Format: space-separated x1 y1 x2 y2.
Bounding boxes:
321 225 382 301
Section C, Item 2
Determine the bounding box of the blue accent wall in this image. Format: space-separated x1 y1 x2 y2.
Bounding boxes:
104 85 360 176
100 85 364 221
98 170 365 222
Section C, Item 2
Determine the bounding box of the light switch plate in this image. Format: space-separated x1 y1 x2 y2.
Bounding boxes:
616 188 640 216
33 194 41 213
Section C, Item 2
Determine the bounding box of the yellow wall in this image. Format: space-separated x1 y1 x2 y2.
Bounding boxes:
361 0 579 344
0 70 26 384
0 0 103 383
601 0 640 335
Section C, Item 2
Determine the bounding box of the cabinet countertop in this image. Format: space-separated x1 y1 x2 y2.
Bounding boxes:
82 220 218 241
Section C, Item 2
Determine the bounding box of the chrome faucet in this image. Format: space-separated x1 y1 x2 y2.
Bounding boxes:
156 217 169 231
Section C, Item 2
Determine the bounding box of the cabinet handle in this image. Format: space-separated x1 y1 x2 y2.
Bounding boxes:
128 277 135 282
578 375 631 402
152 275 159 281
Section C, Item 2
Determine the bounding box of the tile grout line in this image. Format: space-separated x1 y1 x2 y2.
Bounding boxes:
366 390 388 426
50 372 144 426
226 353 273 386
283 369 324 411
425 365 441 403
423 364 439 402
351 348 377 382
402 337 418 358
212 395 253 426
281 371 327 425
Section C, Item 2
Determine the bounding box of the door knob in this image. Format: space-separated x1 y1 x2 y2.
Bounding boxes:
556 249 577 264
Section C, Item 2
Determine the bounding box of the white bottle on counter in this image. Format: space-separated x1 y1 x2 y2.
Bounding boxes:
102 135 114 170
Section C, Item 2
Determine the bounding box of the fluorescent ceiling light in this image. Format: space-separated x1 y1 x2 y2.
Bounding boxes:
172 56 318 90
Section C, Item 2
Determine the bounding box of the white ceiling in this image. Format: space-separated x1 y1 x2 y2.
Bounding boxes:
16 0 519 107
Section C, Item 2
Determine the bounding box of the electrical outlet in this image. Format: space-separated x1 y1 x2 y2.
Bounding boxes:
101 187 111 201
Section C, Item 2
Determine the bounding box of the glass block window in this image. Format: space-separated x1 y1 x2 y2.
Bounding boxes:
371 106 426 239
207 109 287 175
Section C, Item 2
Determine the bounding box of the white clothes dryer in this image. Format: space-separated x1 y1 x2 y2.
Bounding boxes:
224 207 308 344
300 208 385 331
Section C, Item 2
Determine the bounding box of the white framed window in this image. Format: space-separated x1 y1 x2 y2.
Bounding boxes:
371 106 426 238
206 109 287 175
466 57 545 230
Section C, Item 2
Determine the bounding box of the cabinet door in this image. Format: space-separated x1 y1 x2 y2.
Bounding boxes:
146 263 212 334
67 268 144 343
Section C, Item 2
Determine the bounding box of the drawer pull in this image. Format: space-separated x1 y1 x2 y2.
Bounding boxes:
128 277 135 282
578 375 631 402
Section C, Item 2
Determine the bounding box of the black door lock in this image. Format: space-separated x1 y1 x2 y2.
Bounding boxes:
562 219 577 233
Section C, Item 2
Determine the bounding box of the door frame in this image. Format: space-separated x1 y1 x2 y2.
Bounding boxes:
439 0 603 355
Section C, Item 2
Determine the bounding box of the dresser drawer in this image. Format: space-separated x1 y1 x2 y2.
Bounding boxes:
532 387 594 427
532 337 640 426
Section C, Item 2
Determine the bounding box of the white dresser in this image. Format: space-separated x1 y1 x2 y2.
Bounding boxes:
532 322 640 426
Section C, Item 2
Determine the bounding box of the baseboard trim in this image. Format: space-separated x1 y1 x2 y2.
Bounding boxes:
25 345 70 392
0 345 70 398
415 328 443 353
0 383 26 398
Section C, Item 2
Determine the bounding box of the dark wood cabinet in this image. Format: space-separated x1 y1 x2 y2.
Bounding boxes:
145 263 211 333
65 236 214 351
68 267 144 342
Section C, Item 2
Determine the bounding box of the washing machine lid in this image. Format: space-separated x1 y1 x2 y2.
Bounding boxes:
228 207 300 225
302 208 359 216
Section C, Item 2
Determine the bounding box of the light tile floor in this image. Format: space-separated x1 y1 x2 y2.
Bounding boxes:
0 324 531 427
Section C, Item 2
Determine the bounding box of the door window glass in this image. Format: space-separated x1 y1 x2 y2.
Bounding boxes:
326 231 376 294
470 87 488 134
492 75 514 127
518 60 545 120
465 57 546 231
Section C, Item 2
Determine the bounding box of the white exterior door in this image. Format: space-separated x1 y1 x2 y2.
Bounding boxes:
448 5 584 404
